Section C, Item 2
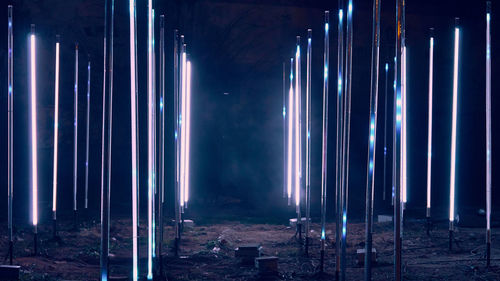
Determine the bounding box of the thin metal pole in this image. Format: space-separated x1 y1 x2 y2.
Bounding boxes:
486 0 492 267
173 30 181 248
341 1 353 280
100 0 114 278
7 5 13 264
29 24 39 256
382 63 388 202
73 43 79 228
335 5 344 279
394 0 403 279
305 29 312 255
129 0 139 279
364 0 381 279
426 28 434 235
283 62 287 199
320 10 330 272
158 14 166 277
85 58 91 210
449 17 460 251
52 35 60 238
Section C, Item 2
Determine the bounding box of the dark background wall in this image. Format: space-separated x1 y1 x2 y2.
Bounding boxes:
0 0 499 225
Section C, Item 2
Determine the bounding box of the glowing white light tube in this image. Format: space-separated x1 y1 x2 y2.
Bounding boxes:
180 47 187 207
129 0 139 279
30 26 38 228
52 37 60 217
73 44 79 212
287 58 294 205
450 25 460 225
294 38 301 209
147 0 153 278
402 46 407 204
185 61 192 204
426 34 434 217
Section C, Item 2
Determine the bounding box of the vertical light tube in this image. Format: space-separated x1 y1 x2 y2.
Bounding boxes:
382 63 388 202
73 43 79 218
335 7 343 277
30 25 39 253
151 9 156 260
53 35 61 237
283 62 287 199
394 1 403 279
287 58 294 206
100 0 114 279
320 10 330 272
294 37 302 235
85 58 91 209
426 30 434 222
147 0 154 278
7 6 14 264
129 0 139 279
185 60 192 205
449 18 460 249
402 46 407 205
392 55 396 207
364 0 381 279
305 29 312 254
180 44 187 208
486 1 492 267
341 2 353 280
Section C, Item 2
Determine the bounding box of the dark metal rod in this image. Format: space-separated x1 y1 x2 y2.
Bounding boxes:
85 58 91 209
7 5 14 264
335 5 344 278
305 29 312 255
173 30 181 245
486 0 492 268
341 1 354 280
100 0 114 278
320 10 330 272
382 62 388 202
364 0 381 279
73 43 79 220
158 14 166 277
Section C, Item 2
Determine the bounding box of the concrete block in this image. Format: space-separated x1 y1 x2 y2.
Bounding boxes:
255 256 278 275
356 248 377 265
377 215 393 223
289 217 311 227
183 219 195 228
235 243 262 264
0 265 20 281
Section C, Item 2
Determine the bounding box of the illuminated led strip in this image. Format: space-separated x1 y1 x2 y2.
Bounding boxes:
426 35 434 216
129 0 139 279
53 36 60 216
185 61 192 204
450 24 460 224
402 46 407 204
287 58 294 205
30 26 38 228
180 47 187 207
294 39 301 208
321 10 330 243
147 0 154 278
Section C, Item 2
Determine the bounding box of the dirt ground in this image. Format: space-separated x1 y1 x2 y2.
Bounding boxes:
1 217 499 280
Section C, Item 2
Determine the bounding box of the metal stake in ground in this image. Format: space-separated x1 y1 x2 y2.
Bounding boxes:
73 43 79 229
320 10 330 273
100 0 114 278
305 29 312 256
158 14 166 278
364 0 381 279
7 5 14 264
